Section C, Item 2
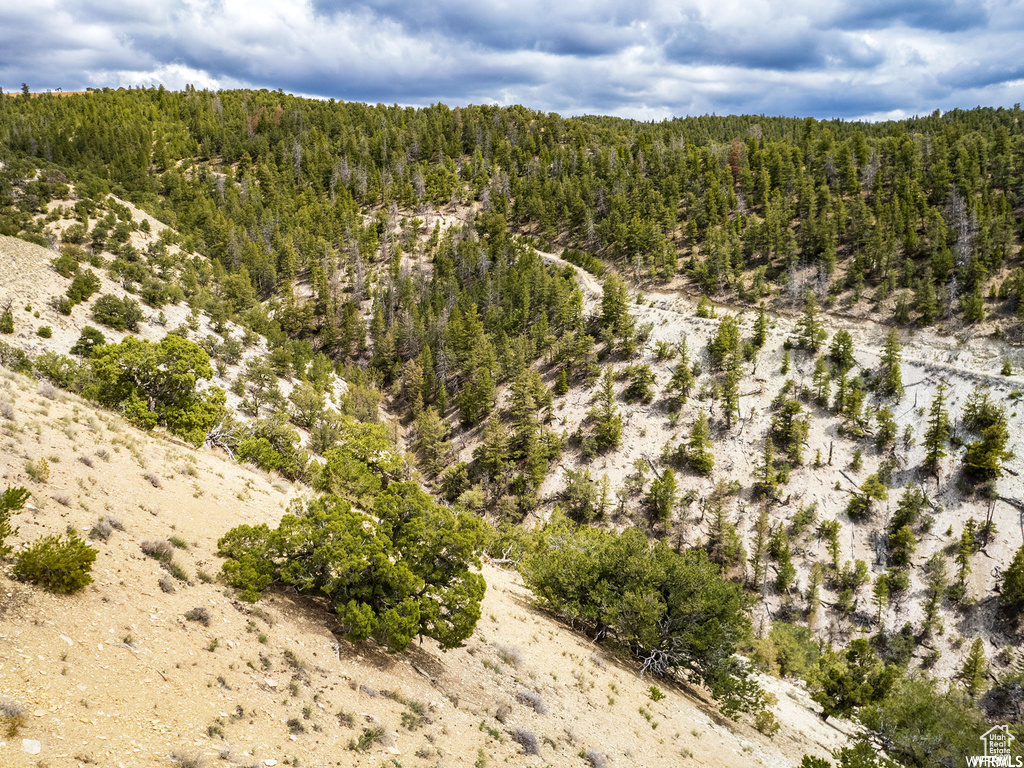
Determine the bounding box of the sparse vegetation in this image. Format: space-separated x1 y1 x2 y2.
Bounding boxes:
510 727 540 756
515 690 547 714
25 456 50 483
185 607 211 626
348 725 387 752
1 699 26 737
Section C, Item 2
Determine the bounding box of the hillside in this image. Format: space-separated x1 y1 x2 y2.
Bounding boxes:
0 370 843 767
524 246 1024 679
2 89 1024 766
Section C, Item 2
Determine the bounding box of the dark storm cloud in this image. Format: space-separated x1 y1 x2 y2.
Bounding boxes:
315 0 645 56
662 24 884 73
1 0 1021 121
831 0 988 32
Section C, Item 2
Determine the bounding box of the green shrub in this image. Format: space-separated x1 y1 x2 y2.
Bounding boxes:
13 532 96 593
0 486 29 557
85 335 225 445
522 517 760 717
62 223 88 244
768 622 819 680
66 269 101 306
236 436 282 472
36 325 52 338
0 340 31 373
25 457 50 483
0 309 13 334
92 294 143 331
219 482 487 652
69 326 106 358
32 351 82 390
52 250 79 278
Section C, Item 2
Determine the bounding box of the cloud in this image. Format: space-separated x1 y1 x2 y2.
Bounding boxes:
831 0 988 32
0 0 1021 120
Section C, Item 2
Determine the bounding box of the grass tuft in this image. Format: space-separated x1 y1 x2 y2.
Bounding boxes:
185 607 211 626
511 727 540 756
516 690 548 715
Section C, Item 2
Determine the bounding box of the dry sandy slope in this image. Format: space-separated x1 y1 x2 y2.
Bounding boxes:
0 369 843 768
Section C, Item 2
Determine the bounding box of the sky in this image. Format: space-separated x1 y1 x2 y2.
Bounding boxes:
1 0 1022 122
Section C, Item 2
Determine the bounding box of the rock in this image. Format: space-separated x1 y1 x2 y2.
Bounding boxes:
263 761 277 767
33 709 45 717
22 738 41 754
264 678 277 688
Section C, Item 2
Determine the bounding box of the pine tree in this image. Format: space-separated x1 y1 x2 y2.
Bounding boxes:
923 382 950 476
721 356 741 428
600 273 634 352
914 268 938 325
811 356 831 406
457 366 495 426
590 365 622 451
1000 545 1024 618
709 315 741 370
828 330 855 374
818 519 841 573
946 519 978 605
958 638 988 700
806 562 823 624
667 341 695 404
872 574 889 626
435 383 449 415
749 505 770 591
922 552 947 637
401 359 425 417
960 286 985 323
413 407 449 475
770 526 795 593
874 407 897 451
753 437 778 498
687 409 714 476
877 329 904 399
964 404 1013 481
474 417 510 482
706 503 745 576
792 290 826 351
554 368 569 396
752 304 768 349
846 474 888 519
645 468 678 523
